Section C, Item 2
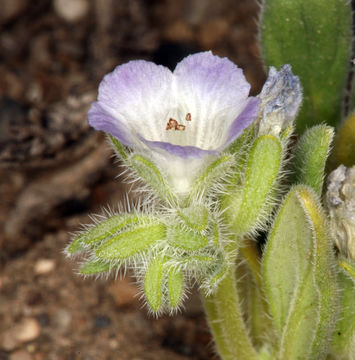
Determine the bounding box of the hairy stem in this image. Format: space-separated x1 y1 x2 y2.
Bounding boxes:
202 266 258 360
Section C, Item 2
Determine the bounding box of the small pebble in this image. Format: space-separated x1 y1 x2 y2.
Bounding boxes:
53 0 89 22
34 259 55 275
16 318 41 343
10 350 32 360
2 330 19 351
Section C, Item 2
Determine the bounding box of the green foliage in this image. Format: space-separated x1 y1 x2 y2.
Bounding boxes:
178 204 209 231
79 260 111 275
225 135 282 234
330 267 355 359
96 223 166 259
167 225 208 251
292 125 334 194
262 186 338 359
167 268 184 309
144 256 165 312
261 0 352 133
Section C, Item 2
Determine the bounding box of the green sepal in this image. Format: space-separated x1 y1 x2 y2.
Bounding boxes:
144 256 165 312
79 260 111 275
292 125 334 194
168 226 208 251
96 223 166 260
330 266 355 359
129 153 175 202
188 153 235 200
108 134 129 160
167 268 184 309
260 0 352 133
224 135 282 234
178 204 209 231
262 185 338 359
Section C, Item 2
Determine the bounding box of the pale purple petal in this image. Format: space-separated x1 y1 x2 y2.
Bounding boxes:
88 102 133 146
91 60 174 142
140 136 218 158
172 52 253 149
224 97 261 146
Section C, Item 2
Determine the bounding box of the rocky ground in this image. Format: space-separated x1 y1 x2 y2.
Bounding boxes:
0 1 264 359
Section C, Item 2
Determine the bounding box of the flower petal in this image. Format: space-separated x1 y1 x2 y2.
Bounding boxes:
140 137 218 158
88 102 134 146
172 51 252 150
89 60 174 145
224 96 261 146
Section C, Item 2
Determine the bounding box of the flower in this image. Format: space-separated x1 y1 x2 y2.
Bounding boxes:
88 51 260 194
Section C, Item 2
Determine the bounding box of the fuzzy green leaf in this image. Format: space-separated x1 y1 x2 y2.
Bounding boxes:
260 0 352 133
292 125 334 194
96 223 166 259
168 226 208 251
79 260 111 275
167 268 183 308
178 204 209 231
225 135 282 234
330 267 355 359
67 214 155 255
262 186 338 359
144 257 164 312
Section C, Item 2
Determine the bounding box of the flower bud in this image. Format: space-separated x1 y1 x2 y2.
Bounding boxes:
326 165 355 259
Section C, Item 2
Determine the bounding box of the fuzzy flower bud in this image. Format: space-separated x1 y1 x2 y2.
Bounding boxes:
326 165 355 259
258 65 302 137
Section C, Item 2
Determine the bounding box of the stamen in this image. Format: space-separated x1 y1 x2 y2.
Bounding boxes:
166 118 179 130
166 118 186 131
185 113 191 121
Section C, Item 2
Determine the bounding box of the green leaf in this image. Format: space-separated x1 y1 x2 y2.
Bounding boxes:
79 260 111 275
167 268 184 308
292 125 334 194
260 0 352 133
330 267 355 359
178 204 209 231
262 186 338 359
168 226 208 251
67 214 154 254
144 257 164 312
96 223 166 259
225 135 282 234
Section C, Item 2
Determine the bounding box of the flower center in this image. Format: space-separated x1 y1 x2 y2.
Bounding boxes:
165 113 191 132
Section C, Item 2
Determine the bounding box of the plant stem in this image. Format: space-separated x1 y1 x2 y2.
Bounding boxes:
202 266 258 360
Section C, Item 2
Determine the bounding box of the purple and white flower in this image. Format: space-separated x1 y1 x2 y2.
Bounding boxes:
88 52 298 194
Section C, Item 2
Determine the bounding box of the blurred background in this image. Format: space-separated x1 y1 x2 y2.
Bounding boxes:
0 1 264 359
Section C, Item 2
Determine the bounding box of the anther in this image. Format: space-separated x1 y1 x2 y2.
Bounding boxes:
185 113 191 121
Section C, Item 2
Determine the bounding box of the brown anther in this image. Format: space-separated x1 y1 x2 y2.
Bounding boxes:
185 113 191 121
177 124 186 131
166 118 179 130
